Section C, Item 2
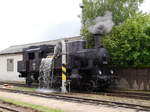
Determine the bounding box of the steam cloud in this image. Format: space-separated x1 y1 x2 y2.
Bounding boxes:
88 11 114 35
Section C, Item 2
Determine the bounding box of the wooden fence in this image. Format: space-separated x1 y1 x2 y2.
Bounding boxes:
115 68 150 90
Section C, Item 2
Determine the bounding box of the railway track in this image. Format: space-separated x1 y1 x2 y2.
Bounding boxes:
0 82 38 88
0 105 19 112
79 90 150 101
0 82 150 100
0 88 149 112
0 82 150 101
0 101 38 112
0 98 40 112
104 91 150 100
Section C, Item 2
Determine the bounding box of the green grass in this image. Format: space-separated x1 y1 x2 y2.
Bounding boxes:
0 97 64 112
13 86 36 92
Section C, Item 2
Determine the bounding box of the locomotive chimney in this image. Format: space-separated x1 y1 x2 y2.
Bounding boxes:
88 11 114 48
94 34 102 49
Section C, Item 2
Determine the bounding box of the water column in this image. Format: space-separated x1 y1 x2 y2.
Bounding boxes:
61 40 68 93
39 57 53 89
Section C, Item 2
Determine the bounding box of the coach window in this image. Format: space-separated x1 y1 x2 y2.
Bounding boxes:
28 52 35 60
39 51 45 58
7 59 14 72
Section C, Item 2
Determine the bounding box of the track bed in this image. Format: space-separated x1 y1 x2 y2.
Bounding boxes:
0 87 149 112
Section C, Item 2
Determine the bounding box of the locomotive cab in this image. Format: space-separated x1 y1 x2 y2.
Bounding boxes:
17 45 54 85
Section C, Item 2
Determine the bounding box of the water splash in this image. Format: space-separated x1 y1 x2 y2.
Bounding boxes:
36 88 58 93
39 57 53 89
38 42 62 91
88 11 114 35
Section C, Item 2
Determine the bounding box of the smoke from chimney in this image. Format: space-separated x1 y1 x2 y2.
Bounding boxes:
88 11 114 35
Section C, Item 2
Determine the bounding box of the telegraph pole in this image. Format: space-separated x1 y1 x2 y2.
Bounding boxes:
61 40 67 93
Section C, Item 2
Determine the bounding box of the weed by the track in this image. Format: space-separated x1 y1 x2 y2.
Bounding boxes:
13 86 36 92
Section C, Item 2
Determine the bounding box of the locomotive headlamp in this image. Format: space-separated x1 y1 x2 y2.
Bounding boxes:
98 70 102 75
110 70 114 74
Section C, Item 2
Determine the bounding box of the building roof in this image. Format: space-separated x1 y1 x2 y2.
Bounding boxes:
0 36 82 55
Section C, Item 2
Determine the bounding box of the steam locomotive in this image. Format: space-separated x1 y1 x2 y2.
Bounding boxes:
17 35 116 91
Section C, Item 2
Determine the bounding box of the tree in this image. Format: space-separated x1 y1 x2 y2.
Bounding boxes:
81 0 144 47
102 14 150 67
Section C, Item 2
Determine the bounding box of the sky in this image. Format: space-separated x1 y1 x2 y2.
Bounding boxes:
0 0 149 50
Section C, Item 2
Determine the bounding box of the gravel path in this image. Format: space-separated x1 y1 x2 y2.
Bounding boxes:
0 91 143 112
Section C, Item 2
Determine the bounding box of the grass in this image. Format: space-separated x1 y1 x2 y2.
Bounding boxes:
13 86 37 92
0 96 64 112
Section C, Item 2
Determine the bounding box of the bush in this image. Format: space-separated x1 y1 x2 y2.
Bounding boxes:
81 0 144 48
102 14 150 67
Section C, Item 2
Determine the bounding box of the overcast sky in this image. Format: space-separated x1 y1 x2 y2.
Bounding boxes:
0 0 149 50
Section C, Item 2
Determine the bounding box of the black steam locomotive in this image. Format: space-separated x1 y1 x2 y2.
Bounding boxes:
18 37 116 91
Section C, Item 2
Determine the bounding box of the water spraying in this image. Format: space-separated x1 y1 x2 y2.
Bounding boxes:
38 57 54 89
37 41 63 93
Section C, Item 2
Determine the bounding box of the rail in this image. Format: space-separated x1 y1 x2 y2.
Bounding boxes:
0 88 149 112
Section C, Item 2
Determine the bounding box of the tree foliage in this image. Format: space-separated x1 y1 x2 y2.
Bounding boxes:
102 14 150 67
81 0 144 48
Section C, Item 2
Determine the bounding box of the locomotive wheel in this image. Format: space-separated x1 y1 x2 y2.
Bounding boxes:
85 80 97 92
26 75 33 86
26 78 32 86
